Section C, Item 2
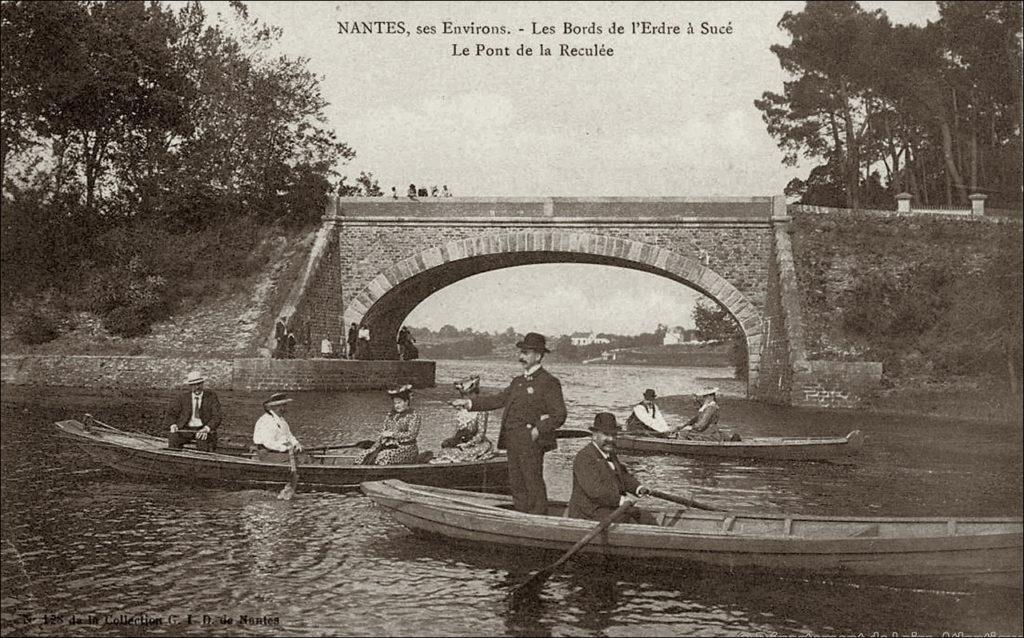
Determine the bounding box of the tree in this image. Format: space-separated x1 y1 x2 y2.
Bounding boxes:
692 299 741 342
338 171 383 197
2 1 190 211
756 1 891 209
760 1 1022 210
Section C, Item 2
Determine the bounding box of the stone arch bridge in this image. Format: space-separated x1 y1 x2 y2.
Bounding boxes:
276 196 796 403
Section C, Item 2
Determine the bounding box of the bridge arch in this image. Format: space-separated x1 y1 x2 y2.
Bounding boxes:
344 229 764 388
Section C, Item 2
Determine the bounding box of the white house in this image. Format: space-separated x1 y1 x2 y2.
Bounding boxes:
662 327 699 345
570 331 610 346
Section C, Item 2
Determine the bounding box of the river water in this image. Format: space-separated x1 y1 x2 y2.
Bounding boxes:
1 360 1021 636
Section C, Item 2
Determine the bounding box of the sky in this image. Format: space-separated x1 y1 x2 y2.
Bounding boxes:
233 1 939 336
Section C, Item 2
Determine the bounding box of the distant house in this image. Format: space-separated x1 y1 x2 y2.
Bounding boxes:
663 327 700 345
571 331 610 346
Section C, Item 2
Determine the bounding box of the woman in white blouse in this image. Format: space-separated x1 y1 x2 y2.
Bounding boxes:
252 393 303 457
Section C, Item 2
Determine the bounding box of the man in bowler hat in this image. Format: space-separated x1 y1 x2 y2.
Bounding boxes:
568 412 651 523
452 332 566 514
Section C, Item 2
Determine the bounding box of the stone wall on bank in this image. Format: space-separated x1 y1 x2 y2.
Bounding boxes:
772 208 885 408
753 203 795 404
792 361 884 408
0 355 435 392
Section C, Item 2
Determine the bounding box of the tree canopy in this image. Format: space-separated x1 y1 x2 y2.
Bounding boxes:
758 1 1023 210
1 0 359 336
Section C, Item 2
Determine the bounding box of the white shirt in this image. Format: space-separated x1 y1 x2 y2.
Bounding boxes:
632 402 671 433
358 327 370 340
253 411 300 452
189 391 204 428
320 338 333 354
523 363 542 377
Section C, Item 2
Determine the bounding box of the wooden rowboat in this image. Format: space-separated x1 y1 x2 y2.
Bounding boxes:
615 430 865 460
361 479 1023 589
54 419 509 492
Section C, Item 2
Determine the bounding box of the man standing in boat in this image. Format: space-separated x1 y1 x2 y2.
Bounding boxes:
167 370 222 451
569 412 651 523
451 332 566 515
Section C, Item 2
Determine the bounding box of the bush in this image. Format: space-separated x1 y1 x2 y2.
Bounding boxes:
102 304 156 338
14 311 61 345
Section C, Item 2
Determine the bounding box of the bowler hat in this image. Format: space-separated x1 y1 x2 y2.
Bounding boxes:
643 388 657 400
515 332 550 353
264 392 293 407
590 412 620 435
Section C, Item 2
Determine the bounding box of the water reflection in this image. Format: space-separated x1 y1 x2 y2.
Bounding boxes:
1 360 1022 636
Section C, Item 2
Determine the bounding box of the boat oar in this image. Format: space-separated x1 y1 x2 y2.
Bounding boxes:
554 429 592 439
647 488 722 512
278 449 299 500
512 501 633 597
305 440 376 453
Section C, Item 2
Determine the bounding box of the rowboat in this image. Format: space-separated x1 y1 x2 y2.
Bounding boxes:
54 419 509 492
615 430 865 460
361 479 1023 589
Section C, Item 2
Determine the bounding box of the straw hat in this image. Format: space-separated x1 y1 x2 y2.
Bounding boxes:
185 370 205 385
695 386 719 397
264 392 293 407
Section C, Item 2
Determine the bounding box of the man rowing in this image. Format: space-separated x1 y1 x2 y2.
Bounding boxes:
568 412 652 524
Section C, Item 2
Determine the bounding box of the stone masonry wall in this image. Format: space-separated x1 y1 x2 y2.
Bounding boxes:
792 361 884 408
271 217 345 358
754 225 793 404
337 223 772 321
1 355 434 392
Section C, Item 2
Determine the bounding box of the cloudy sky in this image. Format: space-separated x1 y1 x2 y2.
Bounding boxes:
237 1 938 336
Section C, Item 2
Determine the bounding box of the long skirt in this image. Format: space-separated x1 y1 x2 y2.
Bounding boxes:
356 442 419 465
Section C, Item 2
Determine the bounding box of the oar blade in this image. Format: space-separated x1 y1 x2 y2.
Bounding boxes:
510 502 633 597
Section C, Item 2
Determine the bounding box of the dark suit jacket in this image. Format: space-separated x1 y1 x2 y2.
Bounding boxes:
469 367 567 452
568 442 641 520
168 389 222 431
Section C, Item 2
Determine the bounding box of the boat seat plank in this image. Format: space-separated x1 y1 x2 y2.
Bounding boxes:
850 524 880 537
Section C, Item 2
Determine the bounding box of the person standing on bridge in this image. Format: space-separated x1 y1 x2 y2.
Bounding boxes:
451 332 567 514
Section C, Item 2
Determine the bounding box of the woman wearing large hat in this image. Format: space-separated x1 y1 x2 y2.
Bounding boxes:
251 393 303 459
357 384 421 465
679 386 724 441
433 376 493 464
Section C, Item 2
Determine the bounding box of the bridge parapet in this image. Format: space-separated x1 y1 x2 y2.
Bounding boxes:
330 196 774 220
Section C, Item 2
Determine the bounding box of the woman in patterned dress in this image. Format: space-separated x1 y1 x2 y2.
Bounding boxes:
432 376 493 464
358 384 421 465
